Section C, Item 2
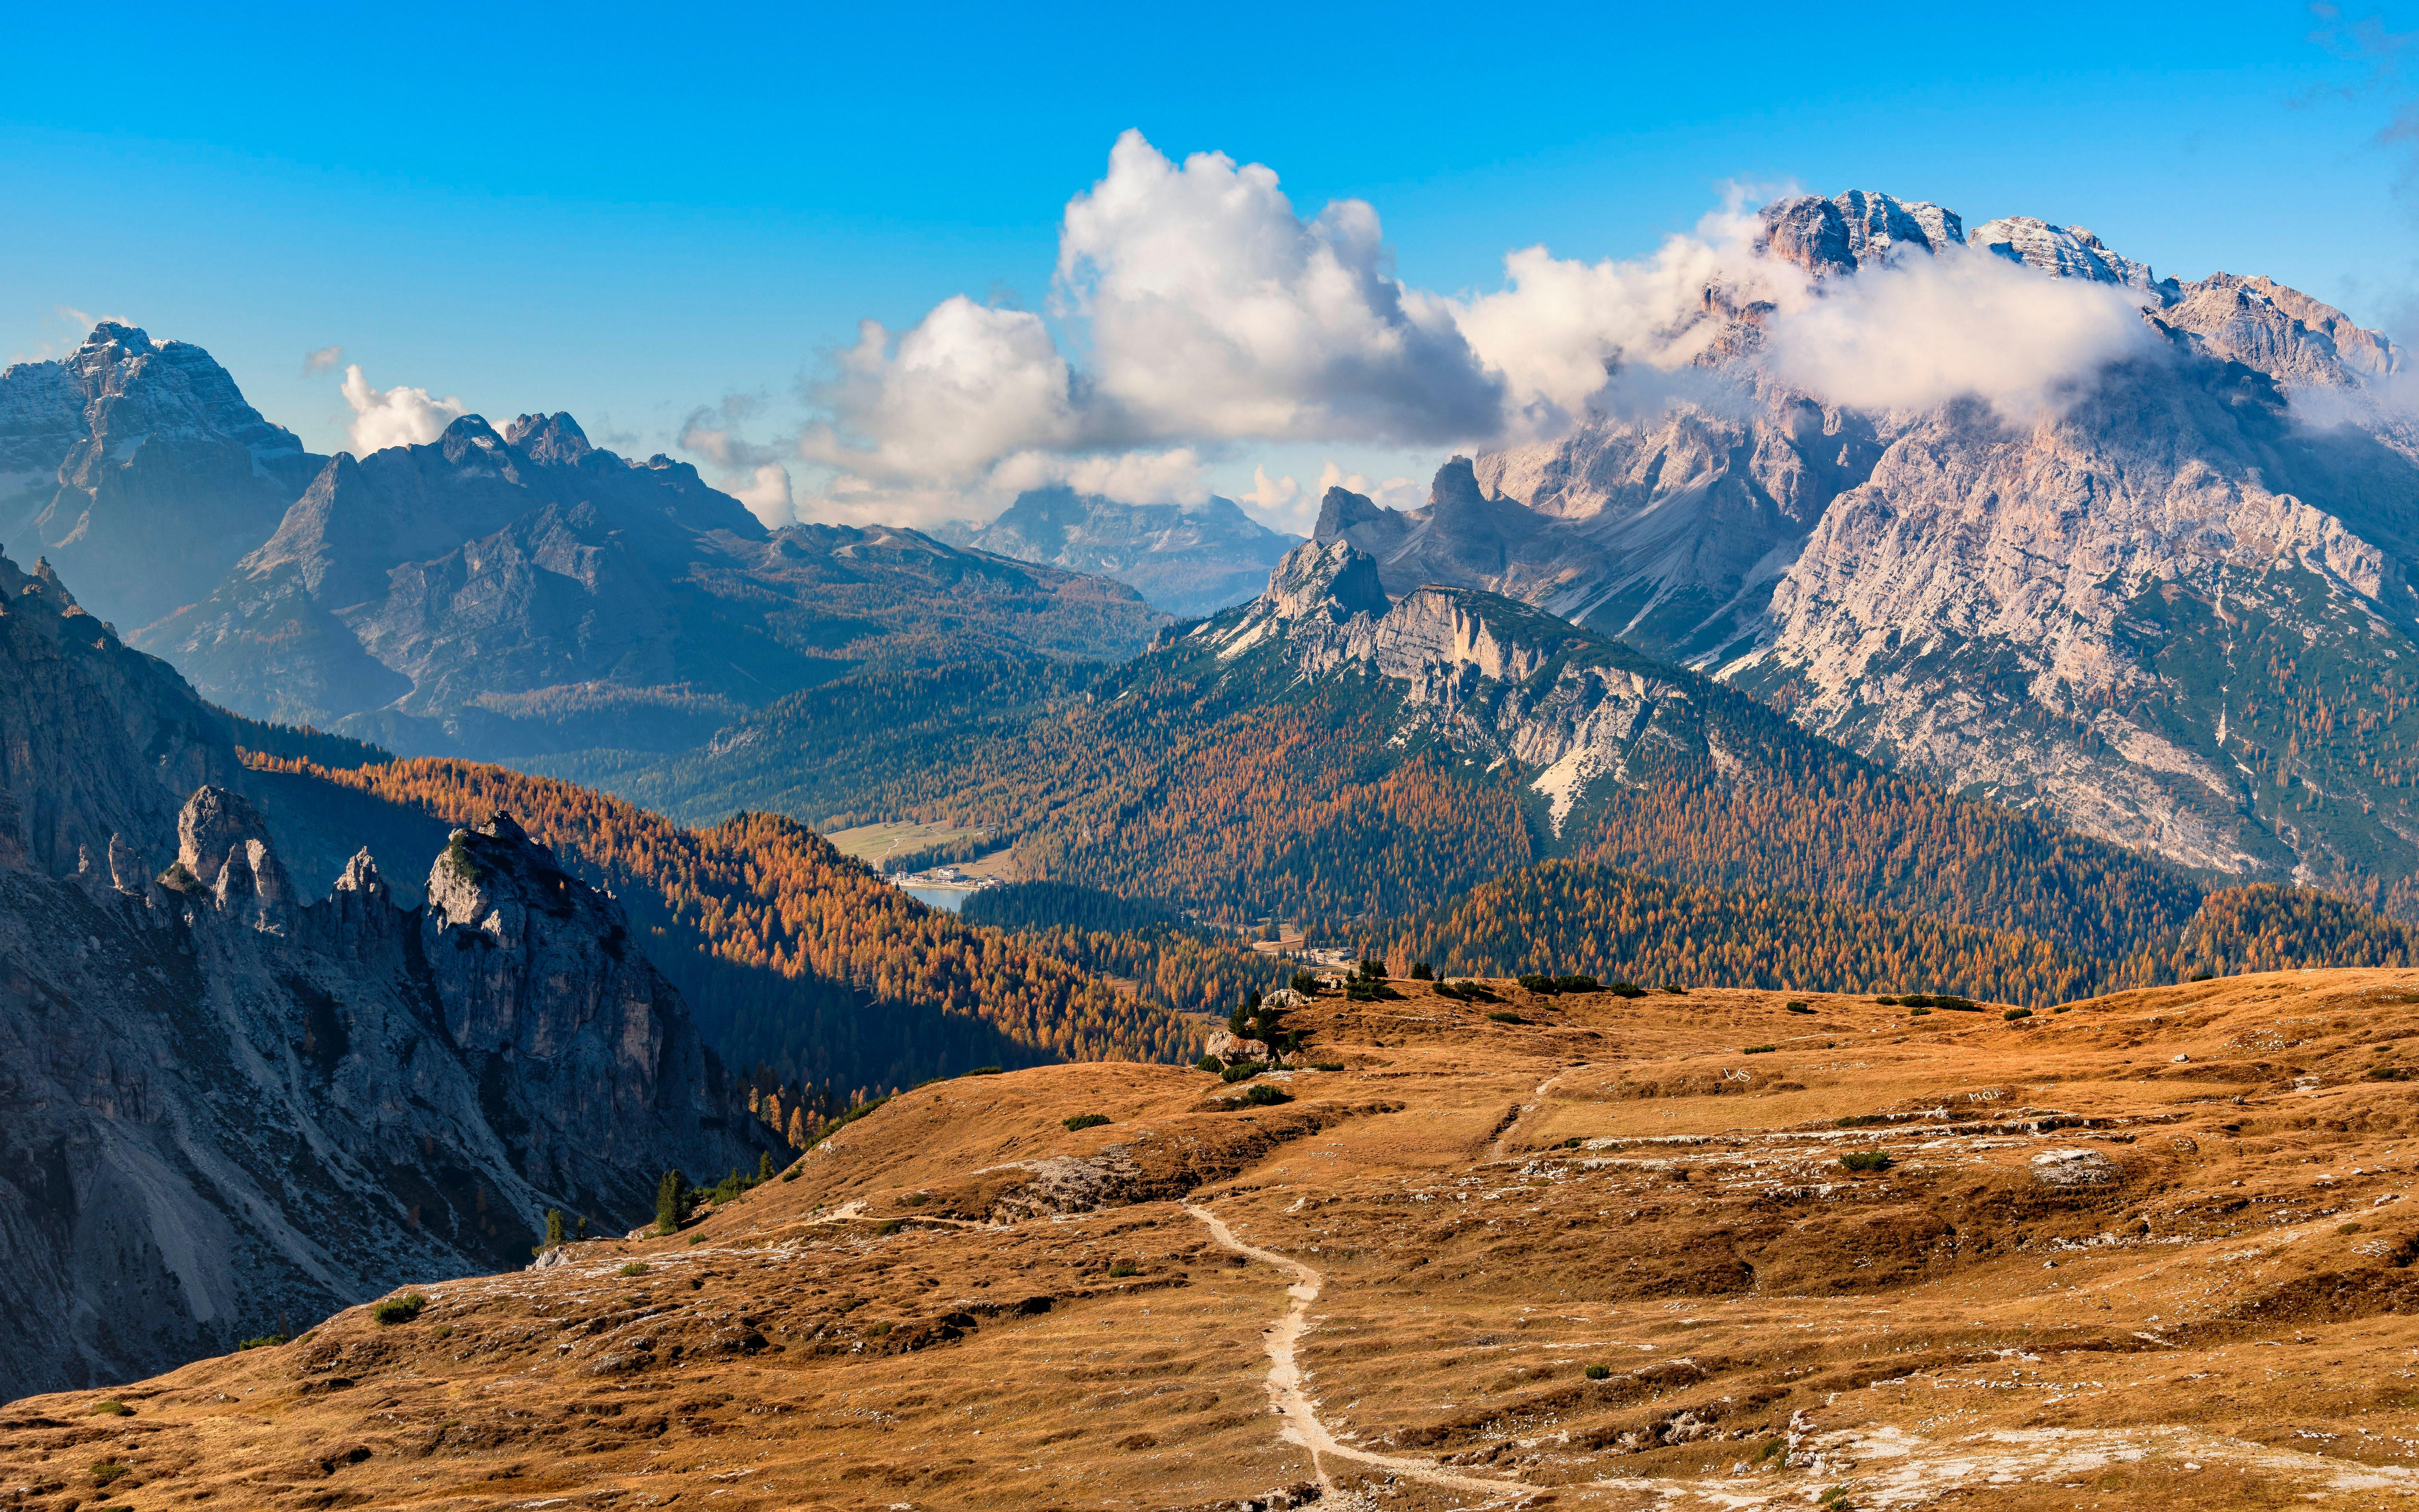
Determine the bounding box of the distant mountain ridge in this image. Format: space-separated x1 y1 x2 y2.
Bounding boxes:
125 407 1166 758
933 486 1300 616
1 323 324 630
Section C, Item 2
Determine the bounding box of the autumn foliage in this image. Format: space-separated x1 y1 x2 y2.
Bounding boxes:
248 755 1198 1080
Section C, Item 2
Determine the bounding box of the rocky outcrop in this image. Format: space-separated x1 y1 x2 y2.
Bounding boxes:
0 549 244 883
0 549 765 1401
933 486 1301 617
419 813 750 1215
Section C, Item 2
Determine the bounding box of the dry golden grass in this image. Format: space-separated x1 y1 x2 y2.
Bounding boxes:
12 969 2419 1510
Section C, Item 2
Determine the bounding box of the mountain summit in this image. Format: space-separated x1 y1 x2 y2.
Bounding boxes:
1319 190 2419 899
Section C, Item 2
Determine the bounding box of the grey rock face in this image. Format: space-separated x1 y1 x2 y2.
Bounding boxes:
1756 189 1964 274
6 324 323 632
1968 216 2179 300
935 487 1301 617
0 548 763 1401
418 812 749 1216
1212 543 1719 834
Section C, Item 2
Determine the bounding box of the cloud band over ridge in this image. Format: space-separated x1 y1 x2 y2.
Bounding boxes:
739 132 2180 527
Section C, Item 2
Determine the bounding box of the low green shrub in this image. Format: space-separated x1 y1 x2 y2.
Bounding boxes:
91 1463 129 1485
1661 984 1688 995
1220 1063 1262 1083
1834 1115 1890 1128
1064 1112 1111 1131
1604 981 1643 999
1909 1006 1932 1017
89 1399 130 1415
1895 993 1979 1012
2004 1008 2032 1021
1107 1261 1139 1278
1238 1084 1291 1107
373 1292 427 1325
963 1066 1005 1076
1584 1364 1610 1380
1486 1010 1527 1024
1517 973 1557 994
621 1262 649 1276
1196 1054 1224 1072
1743 1044 1777 1055
2369 1065 2412 1080
1838 1150 1894 1173
781 1167 800 1180
237 1334 287 1351
1786 1001 1814 1014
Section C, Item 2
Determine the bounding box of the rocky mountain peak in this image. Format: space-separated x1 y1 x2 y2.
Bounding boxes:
1968 215 2177 300
505 412 595 466
176 784 296 931
1312 484 1399 543
77 321 155 356
1261 539 1391 625
1757 190 1963 275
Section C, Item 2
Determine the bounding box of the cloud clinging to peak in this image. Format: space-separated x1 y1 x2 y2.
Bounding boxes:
751 133 2203 526
339 364 466 454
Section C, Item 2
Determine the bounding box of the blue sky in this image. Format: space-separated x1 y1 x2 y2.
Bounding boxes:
5 0 2415 530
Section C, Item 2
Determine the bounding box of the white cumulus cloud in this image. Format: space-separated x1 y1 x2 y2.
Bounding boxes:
340 365 467 454
988 447 1209 505
743 136 2191 528
1053 130 1503 445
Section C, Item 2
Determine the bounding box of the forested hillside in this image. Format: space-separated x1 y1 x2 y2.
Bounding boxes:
578 597 2203 948
403 570 2419 1013
1379 862 2419 1007
247 756 1202 1097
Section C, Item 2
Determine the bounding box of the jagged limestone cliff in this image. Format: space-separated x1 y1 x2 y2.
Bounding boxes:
0 547 764 1400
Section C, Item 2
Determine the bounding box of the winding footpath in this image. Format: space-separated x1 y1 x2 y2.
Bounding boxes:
1182 1201 1535 1501
1485 1068 1576 1162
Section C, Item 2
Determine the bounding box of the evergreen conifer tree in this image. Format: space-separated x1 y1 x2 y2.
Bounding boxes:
655 1170 689 1234
544 1208 565 1248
